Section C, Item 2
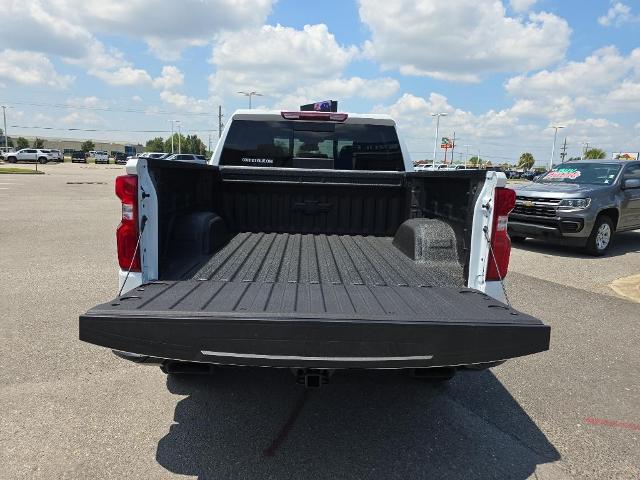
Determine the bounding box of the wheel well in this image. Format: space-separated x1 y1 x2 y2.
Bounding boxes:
598 208 619 230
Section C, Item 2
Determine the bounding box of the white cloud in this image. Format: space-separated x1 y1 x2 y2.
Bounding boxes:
67 96 106 108
159 90 211 113
91 67 153 86
276 77 400 109
598 2 640 27
509 0 538 12
0 49 73 88
60 110 103 125
47 0 276 60
375 92 637 165
506 46 640 115
358 0 570 82
152 66 184 90
131 95 143 103
209 24 358 96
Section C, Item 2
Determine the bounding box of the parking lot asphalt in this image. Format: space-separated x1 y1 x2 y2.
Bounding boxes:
1 163 639 479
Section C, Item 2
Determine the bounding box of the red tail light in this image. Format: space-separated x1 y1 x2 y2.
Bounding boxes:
486 187 515 281
281 111 348 122
115 174 141 272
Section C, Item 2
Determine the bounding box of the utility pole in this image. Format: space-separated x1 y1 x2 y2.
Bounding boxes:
560 137 568 163
1 105 7 151
431 112 447 167
549 125 565 170
218 105 224 139
581 141 589 160
450 131 456 165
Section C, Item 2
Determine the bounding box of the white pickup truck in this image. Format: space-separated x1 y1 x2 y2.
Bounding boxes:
80 110 549 385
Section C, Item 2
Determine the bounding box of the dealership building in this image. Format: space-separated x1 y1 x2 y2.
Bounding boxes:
0 135 143 154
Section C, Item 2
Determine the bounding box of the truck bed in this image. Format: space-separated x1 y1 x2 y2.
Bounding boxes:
80 233 550 369
174 232 465 287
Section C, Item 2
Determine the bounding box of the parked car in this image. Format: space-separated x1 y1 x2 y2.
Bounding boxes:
509 160 640 255
521 171 536 181
71 151 87 163
45 149 63 162
5 148 54 164
79 109 550 387
0 146 16 160
88 150 109 164
165 153 207 164
113 152 128 165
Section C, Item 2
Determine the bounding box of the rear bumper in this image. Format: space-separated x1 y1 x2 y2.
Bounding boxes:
80 311 550 370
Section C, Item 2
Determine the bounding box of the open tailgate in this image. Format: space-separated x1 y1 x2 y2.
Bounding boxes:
80 281 549 369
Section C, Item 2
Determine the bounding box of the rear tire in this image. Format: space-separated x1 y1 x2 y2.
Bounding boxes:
38 156 47 164
8 156 17 163
585 215 613 256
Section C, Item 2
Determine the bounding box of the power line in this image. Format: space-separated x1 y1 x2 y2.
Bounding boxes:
8 124 219 134
0 100 217 117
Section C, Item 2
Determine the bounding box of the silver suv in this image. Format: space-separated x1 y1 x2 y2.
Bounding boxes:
509 160 640 255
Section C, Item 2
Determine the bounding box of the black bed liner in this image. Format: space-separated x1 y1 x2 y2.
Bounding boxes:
80 232 550 368
179 232 464 287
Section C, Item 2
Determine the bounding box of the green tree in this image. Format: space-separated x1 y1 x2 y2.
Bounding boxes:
32 137 45 148
163 133 185 154
81 140 95 152
183 134 207 155
16 137 29 149
517 152 535 170
146 137 165 152
468 155 479 166
583 148 606 159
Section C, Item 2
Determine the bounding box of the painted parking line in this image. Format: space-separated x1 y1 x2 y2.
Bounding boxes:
585 417 640 431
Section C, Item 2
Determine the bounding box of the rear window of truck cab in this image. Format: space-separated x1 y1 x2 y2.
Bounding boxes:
220 119 404 171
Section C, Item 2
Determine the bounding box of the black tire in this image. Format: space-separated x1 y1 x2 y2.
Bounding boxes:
38 156 47 164
8 156 17 163
510 235 526 243
585 215 614 256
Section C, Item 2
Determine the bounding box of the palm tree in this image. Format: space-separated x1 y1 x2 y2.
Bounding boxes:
583 148 606 159
518 152 535 170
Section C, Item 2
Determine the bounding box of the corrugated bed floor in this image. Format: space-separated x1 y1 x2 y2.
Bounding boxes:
191 232 464 288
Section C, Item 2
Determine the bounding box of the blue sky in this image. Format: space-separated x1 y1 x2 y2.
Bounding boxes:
0 0 639 165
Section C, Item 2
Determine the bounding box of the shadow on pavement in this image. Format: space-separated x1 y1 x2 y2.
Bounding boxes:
513 229 640 259
156 367 560 479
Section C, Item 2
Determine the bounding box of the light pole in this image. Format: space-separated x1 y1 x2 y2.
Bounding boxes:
1 105 7 151
177 121 182 154
549 125 565 170
431 112 447 167
238 91 263 109
464 144 472 167
169 120 178 153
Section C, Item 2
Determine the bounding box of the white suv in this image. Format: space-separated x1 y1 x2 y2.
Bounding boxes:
5 149 54 164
